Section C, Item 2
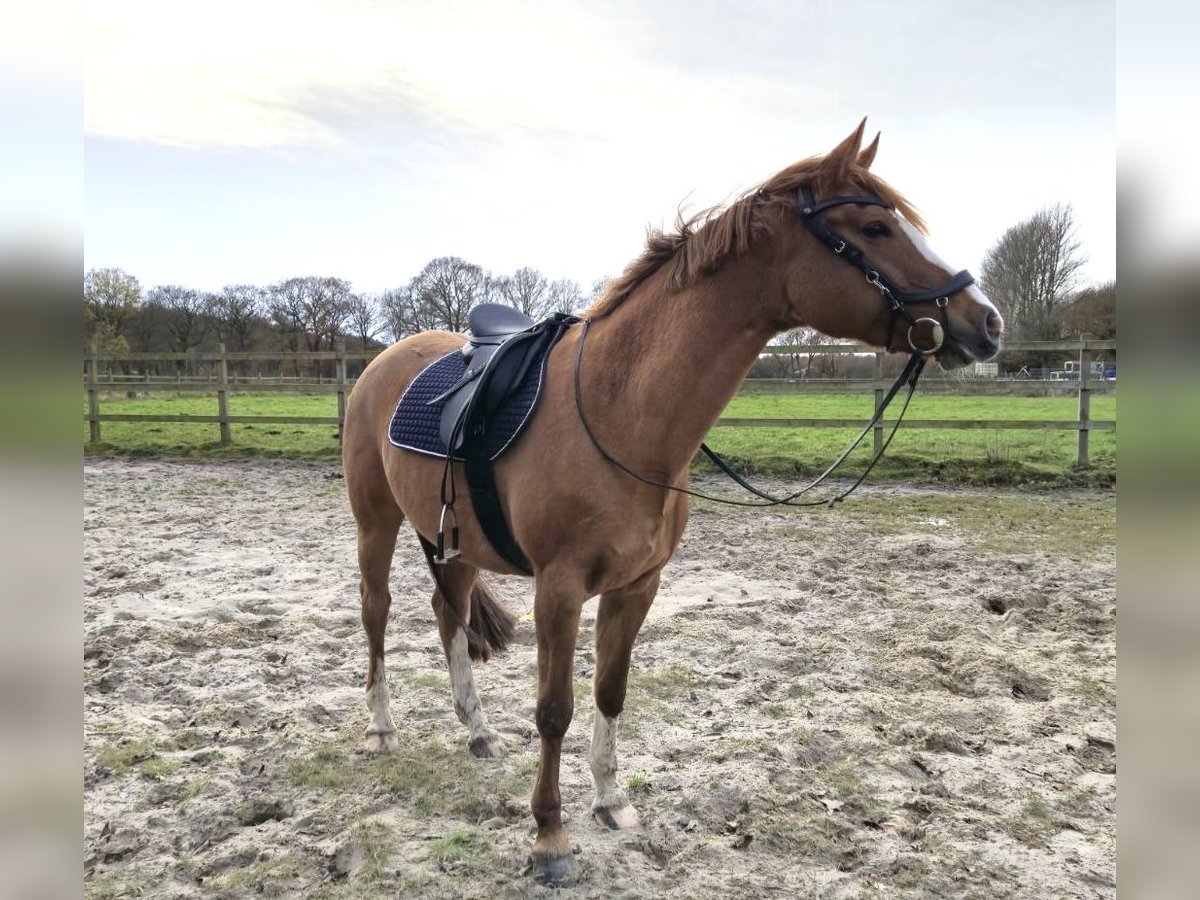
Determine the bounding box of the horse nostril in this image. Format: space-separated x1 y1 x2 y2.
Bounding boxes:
986 312 1004 342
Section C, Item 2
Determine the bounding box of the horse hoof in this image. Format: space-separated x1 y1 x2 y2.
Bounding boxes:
468 732 503 759
363 730 398 753
593 802 639 830
530 851 577 885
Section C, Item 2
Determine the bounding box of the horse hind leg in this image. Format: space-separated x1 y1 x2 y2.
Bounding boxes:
590 570 660 830
418 537 516 759
357 510 404 753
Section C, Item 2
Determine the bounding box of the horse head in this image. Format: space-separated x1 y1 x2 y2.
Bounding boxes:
765 120 1003 369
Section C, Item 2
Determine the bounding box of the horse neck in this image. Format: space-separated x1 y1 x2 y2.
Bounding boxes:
584 266 779 480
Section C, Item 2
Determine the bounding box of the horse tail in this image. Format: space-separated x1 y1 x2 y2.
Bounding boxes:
465 577 516 663
417 536 517 663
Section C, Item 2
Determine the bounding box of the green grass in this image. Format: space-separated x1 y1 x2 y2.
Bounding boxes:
84 391 343 459
284 734 525 822
94 739 157 776
84 387 1116 485
710 391 1116 485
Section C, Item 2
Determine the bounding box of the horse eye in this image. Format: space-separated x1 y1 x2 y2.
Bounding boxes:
862 221 891 239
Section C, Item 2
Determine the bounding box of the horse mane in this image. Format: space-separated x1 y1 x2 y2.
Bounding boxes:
586 154 927 319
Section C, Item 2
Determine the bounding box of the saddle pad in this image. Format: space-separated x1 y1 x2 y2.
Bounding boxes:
388 347 546 461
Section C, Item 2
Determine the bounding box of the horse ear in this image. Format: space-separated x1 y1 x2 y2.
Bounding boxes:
857 132 880 170
821 118 868 181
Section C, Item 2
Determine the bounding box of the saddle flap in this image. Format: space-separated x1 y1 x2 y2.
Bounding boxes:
438 330 542 452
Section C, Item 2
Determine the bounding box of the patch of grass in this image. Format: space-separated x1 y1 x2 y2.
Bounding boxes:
284 736 526 821
430 826 482 865
95 739 156 776
342 820 395 882
1004 790 1061 847
786 681 816 700
626 772 649 794
177 776 208 804
401 670 449 692
820 492 1116 560
1076 675 1114 706
86 871 151 899
138 756 181 779
761 702 790 720
218 854 307 896
626 664 709 701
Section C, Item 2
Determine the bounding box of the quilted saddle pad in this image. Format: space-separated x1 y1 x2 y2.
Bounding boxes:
387 346 547 461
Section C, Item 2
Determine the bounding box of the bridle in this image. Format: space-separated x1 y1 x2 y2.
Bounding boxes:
572 183 979 507
797 184 976 356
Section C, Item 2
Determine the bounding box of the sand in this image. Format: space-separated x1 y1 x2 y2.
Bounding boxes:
84 458 1115 899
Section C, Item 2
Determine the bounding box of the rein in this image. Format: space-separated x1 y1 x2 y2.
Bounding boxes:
572 183 977 508
573 318 925 507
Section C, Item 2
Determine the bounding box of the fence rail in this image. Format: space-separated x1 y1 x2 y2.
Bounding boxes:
84 338 1116 467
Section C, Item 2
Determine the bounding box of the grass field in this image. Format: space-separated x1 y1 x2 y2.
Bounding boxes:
83 388 1116 486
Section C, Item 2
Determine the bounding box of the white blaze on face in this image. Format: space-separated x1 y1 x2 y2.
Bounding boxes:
893 215 1000 317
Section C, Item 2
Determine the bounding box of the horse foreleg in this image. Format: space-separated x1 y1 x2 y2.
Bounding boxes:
430 559 503 759
357 515 402 753
529 575 584 884
590 569 660 830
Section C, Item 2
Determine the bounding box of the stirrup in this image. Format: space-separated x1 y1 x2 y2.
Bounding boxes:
435 503 460 563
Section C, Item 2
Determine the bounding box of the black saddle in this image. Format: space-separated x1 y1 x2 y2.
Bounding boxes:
433 305 539 452
427 305 578 573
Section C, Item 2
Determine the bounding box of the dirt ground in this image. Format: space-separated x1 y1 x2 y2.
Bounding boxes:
84 459 1116 899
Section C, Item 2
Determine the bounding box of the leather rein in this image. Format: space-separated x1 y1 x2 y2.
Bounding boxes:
572 184 977 508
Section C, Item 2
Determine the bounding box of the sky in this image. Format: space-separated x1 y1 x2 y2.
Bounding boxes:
84 0 1115 297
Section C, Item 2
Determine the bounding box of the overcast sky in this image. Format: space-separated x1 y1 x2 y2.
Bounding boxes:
84 0 1115 297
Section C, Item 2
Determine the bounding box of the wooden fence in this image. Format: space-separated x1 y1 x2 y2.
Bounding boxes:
84 338 1116 467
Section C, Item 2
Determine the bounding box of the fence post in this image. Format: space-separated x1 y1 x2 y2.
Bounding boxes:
336 340 347 444
873 351 885 455
217 343 232 444
1077 336 1091 468
87 343 101 444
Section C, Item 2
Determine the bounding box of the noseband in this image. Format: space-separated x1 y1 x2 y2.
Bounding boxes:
797 184 976 355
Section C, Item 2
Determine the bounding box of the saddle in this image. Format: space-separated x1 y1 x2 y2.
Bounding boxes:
433 304 540 452
424 305 579 573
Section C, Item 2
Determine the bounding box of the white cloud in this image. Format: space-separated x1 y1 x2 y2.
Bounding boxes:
85 0 821 151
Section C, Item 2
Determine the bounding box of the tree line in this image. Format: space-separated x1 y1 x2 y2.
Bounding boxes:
83 256 595 360
86 205 1113 376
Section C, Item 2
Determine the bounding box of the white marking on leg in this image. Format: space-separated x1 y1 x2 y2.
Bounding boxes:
448 629 499 754
365 655 396 741
590 708 639 828
895 216 1000 317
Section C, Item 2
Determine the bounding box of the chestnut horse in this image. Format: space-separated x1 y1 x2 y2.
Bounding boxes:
342 121 1002 883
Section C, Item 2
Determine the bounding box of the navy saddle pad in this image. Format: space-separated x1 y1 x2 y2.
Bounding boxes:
388 346 547 461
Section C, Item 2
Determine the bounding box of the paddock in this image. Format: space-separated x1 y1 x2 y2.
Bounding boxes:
84 459 1115 898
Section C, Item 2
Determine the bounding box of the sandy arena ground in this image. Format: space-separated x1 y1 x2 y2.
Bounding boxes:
84 459 1115 899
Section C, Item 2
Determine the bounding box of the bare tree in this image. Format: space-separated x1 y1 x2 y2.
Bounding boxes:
380 286 421 341
387 257 488 336
145 284 209 353
492 267 550 318
769 327 835 377
587 276 611 306
1063 280 1116 339
210 284 265 352
84 267 141 349
546 277 584 314
346 292 384 347
267 276 353 352
491 267 585 318
980 204 1085 342
267 278 308 353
